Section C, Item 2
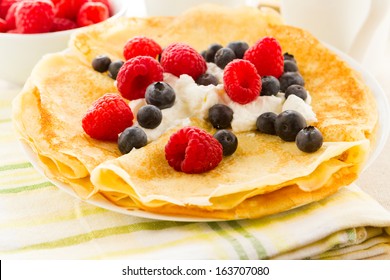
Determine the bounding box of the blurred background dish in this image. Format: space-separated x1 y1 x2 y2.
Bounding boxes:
0 0 128 85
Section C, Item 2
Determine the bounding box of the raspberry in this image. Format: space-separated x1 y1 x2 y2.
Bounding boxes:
165 126 223 174
82 94 134 141
160 43 207 80
223 59 262 105
116 56 164 101
0 0 22 19
51 0 76 20
51 17 77 32
0 18 7 32
4 1 19 31
77 1 108 27
244 37 284 78
15 0 55 34
123 36 162 61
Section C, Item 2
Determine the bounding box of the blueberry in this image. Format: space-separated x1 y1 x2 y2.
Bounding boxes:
196 73 219 86
208 104 234 129
205 43 223 62
214 47 236 69
256 112 277 135
92 55 111 73
296 126 323 153
118 126 147 154
279 72 305 92
283 52 296 63
137 105 163 129
108 60 124 80
275 110 307 142
285 85 308 100
145 82 176 109
227 41 249 59
284 60 298 72
213 129 238 156
200 50 207 60
261 76 280 96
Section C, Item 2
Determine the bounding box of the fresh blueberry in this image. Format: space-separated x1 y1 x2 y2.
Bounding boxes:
285 85 308 100
118 126 147 154
296 126 323 153
92 55 111 73
200 50 207 60
261 76 280 96
275 110 307 142
145 82 176 109
205 43 223 62
284 60 298 72
283 52 297 63
214 47 236 69
196 73 219 86
227 41 249 59
213 129 238 156
256 112 277 135
279 72 305 92
137 105 163 129
108 60 124 80
208 104 234 129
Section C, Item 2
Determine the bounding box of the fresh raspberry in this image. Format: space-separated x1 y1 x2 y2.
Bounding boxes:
82 94 134 141
15 0 55 34
165 126 223 174
77 1 108 27
160 43 207 80
223 59 261 105
0 18 7 32
51 0 76 20
0 0 22 19
116 56 164 101
4 1 20 30
123 36 162 61
51 17 77 32
244 37 284 78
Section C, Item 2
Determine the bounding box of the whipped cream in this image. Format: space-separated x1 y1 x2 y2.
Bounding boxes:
129 64 317 142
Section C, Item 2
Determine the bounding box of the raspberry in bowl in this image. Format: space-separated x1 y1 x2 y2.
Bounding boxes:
0 0 127 85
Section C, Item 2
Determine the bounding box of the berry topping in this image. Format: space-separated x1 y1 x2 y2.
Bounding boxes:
279 72 305 92
51 17 77 32
137 105 163 129
275 110 307 142
223 59 261 105
108 60 124 80
208 104 234 129
256 112 277 135
285 85 308 101
283 52 296 63
244 37 284 78
15 0 55 34
0 0 22 19
260 76 280 96
296 126 323 153
82 94 134 141
227 41 249 59
284 60 298 72
213 129 238 156
165 126 223 174
196 73 219 86
77 1 109 27
123 36 162 61
160 43 207 80
215 47 236 69
118 126 148 155
205 43 223 62
92 55 111 73
117 56 164 101
145 82 176 109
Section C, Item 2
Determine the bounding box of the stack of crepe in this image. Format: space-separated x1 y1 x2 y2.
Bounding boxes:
12 5 377 220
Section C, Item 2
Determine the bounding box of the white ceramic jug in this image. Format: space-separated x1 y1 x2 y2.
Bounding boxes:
280 0 390 73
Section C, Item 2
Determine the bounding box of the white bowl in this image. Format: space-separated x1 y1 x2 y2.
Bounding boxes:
0 0 128 85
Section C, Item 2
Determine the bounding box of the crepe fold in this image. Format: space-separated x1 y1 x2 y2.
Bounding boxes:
13 5 377 220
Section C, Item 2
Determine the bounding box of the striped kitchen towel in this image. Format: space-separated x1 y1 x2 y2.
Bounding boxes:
1 87 390 260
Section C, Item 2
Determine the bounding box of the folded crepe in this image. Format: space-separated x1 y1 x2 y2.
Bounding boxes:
12 5 377 220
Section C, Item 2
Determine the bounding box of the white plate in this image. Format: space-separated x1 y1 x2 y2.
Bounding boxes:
20 48 389 222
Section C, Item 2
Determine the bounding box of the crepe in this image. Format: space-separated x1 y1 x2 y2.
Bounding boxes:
13 4 377 220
